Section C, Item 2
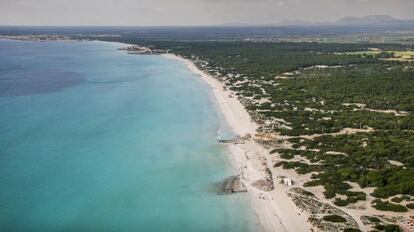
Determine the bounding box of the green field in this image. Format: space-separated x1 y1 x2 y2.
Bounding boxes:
340 50 414 61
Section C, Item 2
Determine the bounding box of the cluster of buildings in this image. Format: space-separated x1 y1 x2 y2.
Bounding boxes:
119 45 168 55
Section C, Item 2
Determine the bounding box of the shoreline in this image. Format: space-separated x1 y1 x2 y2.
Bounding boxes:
6 38 412 231
162 53 311 232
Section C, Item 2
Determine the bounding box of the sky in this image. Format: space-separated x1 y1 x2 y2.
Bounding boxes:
0 0 413 26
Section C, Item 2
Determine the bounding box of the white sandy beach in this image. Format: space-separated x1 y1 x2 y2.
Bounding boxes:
162 54 311 232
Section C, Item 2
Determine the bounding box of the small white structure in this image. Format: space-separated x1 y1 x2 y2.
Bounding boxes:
283 178 293 186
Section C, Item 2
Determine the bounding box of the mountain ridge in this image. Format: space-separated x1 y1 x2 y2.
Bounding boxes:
278 15 414 26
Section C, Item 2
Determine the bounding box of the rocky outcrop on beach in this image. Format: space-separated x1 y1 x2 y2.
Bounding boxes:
221 175 247 194
252 165 275 192
252 179 274 192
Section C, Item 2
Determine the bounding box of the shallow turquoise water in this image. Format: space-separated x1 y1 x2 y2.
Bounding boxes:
0 40 258 231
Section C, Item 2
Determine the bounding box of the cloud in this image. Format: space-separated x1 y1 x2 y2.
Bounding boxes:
275 0 286 6
0 0 413 26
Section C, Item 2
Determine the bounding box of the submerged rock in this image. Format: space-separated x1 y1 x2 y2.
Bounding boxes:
222 175 247 194
209 175 247 195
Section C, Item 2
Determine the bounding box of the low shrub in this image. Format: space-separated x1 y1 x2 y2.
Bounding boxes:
383 224 402 232
372 199 408 212
322 214 347 223
366 216 381 223
334 198 348 207
343 228 361 232
391 195 411 203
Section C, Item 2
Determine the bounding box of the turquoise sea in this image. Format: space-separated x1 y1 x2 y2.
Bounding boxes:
0 39 258 231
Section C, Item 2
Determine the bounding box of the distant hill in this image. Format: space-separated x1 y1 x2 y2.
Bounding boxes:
276 15 414 27
278 20 315 26
335 15 413 25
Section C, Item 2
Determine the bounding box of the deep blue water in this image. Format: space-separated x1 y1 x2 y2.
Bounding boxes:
0 39 258 231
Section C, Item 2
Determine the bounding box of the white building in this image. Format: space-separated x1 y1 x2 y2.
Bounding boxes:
283 178 293 186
